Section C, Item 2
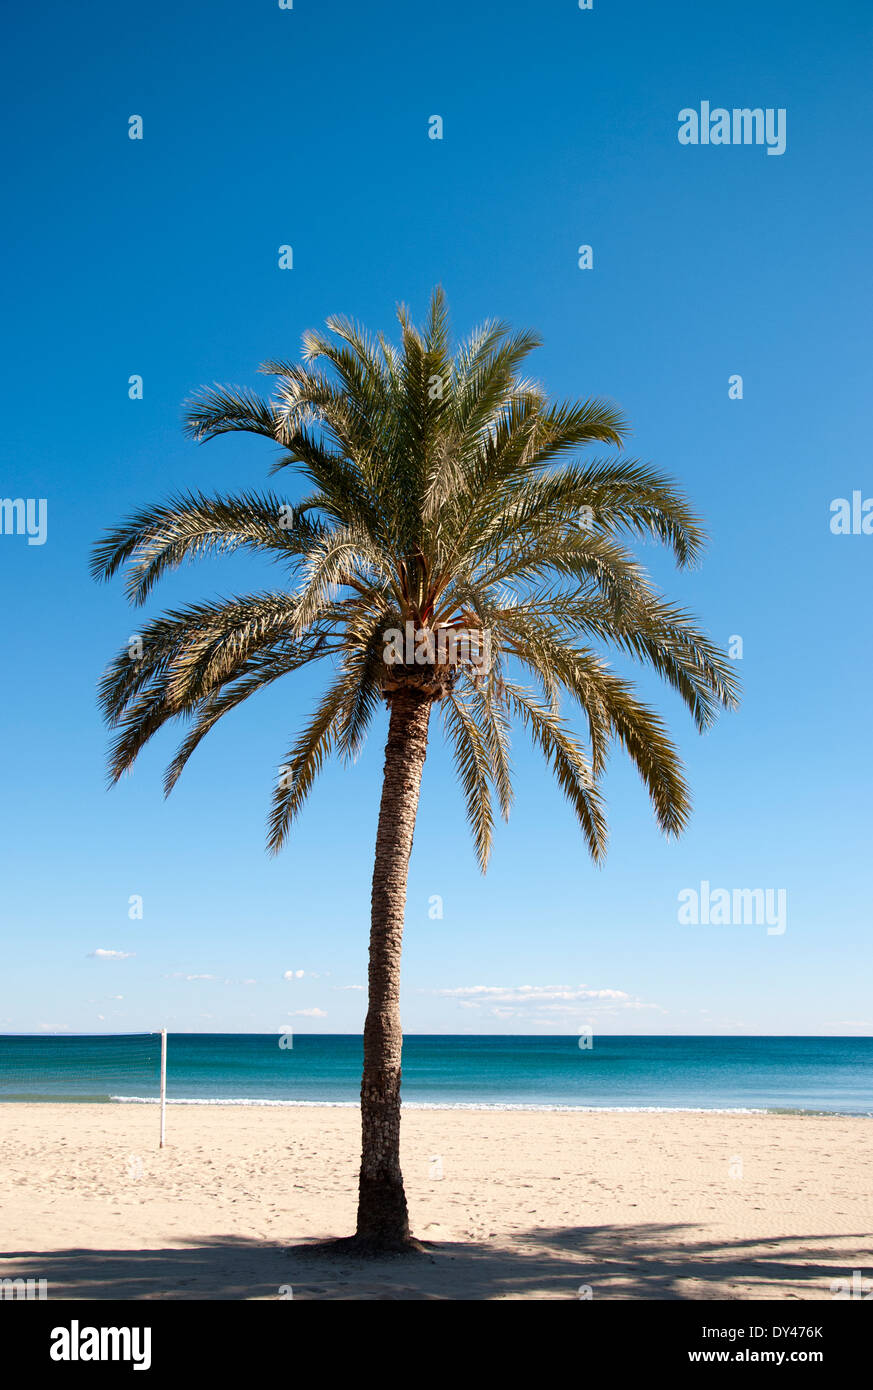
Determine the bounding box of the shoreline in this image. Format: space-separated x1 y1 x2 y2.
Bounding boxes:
3 1096 869 1116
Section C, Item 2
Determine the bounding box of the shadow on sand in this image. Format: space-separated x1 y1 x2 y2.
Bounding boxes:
2 1224 863 1300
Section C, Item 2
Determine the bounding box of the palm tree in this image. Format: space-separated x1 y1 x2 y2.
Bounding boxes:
91 289 739 1252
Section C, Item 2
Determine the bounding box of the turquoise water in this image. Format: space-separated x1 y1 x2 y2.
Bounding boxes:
0 1034 871 1113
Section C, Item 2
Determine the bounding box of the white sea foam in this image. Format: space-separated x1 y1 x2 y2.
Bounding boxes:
109 1095 773 1114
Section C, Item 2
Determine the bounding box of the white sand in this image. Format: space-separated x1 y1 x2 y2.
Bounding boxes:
1 1104 870 1300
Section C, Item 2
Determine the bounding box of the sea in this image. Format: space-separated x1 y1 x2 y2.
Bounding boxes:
0 1034 870 1114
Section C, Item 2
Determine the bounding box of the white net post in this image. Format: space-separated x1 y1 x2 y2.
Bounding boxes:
159 1028 167 1148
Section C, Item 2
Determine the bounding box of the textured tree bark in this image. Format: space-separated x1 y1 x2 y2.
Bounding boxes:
356 685 432 1249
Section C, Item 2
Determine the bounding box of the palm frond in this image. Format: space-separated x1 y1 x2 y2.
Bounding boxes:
93 291 737 862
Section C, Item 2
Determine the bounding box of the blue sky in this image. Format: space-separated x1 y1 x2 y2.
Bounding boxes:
1 0 870 1036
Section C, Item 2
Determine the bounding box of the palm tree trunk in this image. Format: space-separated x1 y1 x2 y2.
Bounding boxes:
356 685 432 1249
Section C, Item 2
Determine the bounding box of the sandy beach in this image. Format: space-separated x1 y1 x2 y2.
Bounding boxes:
1 1103 870 1300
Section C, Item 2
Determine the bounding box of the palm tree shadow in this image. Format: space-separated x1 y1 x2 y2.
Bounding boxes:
2 1224 867 1299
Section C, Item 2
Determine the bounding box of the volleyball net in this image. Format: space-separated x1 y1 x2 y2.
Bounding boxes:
0 1031 168 1145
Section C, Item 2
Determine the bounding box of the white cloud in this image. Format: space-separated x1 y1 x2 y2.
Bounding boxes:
283 969 306 981
335 984 365 991
431 982 667 1020
290 1007 328 1018
435 984 630 1004
88 949 135 961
